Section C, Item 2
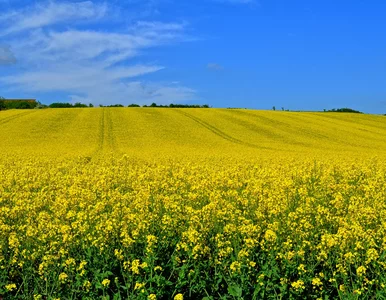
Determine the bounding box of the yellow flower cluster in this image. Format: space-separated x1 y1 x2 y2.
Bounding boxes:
0 154 385 298
1 108 386 298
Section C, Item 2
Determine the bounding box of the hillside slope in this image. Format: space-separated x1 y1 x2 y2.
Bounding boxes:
1 108 385 158
1 108 386 299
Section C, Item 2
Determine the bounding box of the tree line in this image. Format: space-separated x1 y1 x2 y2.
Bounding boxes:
325 108 363 113
0 97 38 110
272 106 365 114
0 99 211 110
48 102 90 108
51 102 210 108
0 97 382 114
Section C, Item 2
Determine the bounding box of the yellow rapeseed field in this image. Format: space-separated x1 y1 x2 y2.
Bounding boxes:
1 108 386 299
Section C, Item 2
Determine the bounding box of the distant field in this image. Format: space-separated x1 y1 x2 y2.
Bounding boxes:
1 108 386 158
1 108 386 299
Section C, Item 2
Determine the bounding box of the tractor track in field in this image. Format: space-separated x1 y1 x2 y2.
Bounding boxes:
176 110 272 150
216 110 309 147
0 110 38 126
97 108 106 152
94 108 118 157
233 109 332 141
106 108 118 153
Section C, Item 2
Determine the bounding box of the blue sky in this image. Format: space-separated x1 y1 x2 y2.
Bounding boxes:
0 0 386 113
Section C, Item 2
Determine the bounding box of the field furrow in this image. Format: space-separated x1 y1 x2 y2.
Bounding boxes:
1 108 386 299
176 109 272 150
0 110 38 125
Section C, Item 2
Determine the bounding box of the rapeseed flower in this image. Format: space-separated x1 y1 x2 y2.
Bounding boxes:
174 294 183 300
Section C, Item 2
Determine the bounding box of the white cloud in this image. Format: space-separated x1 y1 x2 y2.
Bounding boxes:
68 81 196 106
133 21 186 33
0 46 16 64
0 1 196 105
2 64 164 91
207 63 224 71
214 0 256 4
0 1 108 35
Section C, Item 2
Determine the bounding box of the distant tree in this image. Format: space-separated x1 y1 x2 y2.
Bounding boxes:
5 100 37 109
16 102 32 109
89 103 94 107
272 106 276 111
104 104 124 107
49 102 87 108
327 108 363 114
49 103 73 108
73 102 88 108
35 101 48 109
282 107 284 111
143 103 210 108
128 104 140 107
0 96 5 111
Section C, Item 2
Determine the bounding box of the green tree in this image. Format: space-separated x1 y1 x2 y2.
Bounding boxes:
327 107 362 114
0 96 6 111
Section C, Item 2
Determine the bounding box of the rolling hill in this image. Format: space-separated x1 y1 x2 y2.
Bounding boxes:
1 108 385 158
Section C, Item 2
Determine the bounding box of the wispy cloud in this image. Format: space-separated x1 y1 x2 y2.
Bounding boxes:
132 21 187 33
0 1 108 35
0 46 16 64
69 81 196 105
214 0 256 4
207 63 224 71
3 64 164 91
0 1 196 105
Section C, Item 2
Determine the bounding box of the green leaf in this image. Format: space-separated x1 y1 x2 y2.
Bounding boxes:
228 285 242 297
